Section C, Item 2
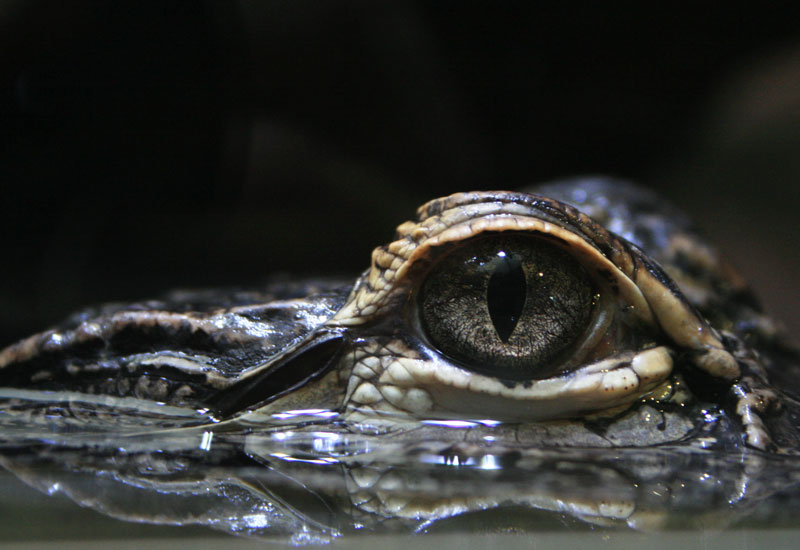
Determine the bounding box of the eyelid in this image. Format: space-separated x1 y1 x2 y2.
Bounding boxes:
333 213 658 334
331 191 738 383
386 345 675 422
413 216 658 328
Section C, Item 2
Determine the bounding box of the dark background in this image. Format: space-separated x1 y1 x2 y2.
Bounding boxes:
2 2 799 347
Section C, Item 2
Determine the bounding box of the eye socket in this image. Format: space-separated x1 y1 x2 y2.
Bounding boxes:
419 233 599 381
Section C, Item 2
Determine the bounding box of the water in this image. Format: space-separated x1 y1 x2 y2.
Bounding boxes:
2 399 800 547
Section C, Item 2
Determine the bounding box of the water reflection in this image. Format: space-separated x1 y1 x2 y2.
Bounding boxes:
2 409 800 544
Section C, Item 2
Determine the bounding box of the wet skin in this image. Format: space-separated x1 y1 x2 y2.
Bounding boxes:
1 179 799 541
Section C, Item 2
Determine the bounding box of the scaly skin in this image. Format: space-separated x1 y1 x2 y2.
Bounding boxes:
0 178 798 541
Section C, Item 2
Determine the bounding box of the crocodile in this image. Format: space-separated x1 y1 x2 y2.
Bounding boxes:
0 178 798 542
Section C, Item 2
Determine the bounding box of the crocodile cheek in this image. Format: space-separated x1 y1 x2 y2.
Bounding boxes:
343 340 673 422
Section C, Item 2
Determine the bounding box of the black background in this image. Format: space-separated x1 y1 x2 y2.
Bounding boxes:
2 2 799 346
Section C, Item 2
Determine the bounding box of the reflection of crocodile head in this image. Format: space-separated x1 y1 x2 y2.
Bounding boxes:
1 179 799 542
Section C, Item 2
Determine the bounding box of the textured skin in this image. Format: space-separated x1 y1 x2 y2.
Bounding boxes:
0 178 799 541
0 179 795 446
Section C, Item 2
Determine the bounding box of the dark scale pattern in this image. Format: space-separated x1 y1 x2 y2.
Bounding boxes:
0 284 349 409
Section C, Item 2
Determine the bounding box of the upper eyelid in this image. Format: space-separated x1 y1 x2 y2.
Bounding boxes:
333 213 654 331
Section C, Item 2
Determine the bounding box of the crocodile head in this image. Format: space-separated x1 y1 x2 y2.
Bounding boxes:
1 179 798 540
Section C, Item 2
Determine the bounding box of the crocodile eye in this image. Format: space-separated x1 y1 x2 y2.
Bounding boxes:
419 234 598 380
334 190 742 426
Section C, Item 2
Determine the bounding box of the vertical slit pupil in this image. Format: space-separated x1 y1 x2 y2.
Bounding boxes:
487 252 527 343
